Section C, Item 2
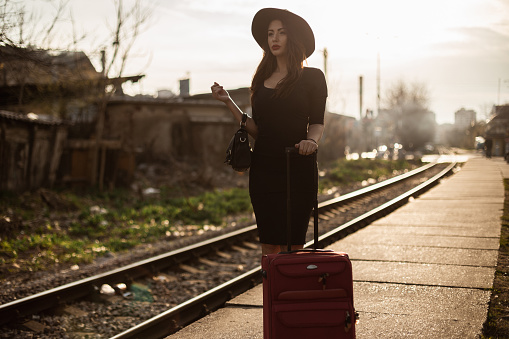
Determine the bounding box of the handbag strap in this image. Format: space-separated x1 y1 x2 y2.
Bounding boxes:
240 113 247 127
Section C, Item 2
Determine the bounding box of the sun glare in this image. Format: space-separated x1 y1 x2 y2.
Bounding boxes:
312 0 500 59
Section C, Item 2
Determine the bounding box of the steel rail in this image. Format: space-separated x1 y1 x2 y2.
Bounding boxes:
111 161 457 339
0 225 258 325
313 161 457 249
318 161 436 210
110 267 263 339
0 161 443 327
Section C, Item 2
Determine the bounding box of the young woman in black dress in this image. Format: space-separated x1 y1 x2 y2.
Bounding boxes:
211 8 327 256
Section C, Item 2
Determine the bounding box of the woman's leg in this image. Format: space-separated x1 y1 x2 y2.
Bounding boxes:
261 244 305 256
283 244 304 252
261 243 280 256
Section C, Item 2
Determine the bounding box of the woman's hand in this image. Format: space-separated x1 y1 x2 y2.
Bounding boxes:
296 124 323 155
295 139 318 155
211 82 231 103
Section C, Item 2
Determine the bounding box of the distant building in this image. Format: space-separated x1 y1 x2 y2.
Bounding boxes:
179 78 190 97
157 90 176 99
435 123 454 146
373 109 398 149
320 112 356 160
485 104 509 157
370 107 436 151
454 108 476 129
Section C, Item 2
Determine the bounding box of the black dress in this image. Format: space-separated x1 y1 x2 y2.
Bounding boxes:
249 67 327 245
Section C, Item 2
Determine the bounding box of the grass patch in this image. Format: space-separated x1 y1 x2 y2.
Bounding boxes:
320 158 414 189
482 178 509 338
0 187 252 275
0 158 415 275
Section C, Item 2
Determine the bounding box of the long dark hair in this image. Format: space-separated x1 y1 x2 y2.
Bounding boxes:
250 19 307 104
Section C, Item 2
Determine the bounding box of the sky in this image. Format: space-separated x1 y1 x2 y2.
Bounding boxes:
24 0 509 124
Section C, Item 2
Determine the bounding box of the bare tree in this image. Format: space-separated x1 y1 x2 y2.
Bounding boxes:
1 0 152 96
478 102 496 122
1 0 153 189
91 0 153 188
383 80 435 151
0 0 71 48
384 80 429 109
0 0 73 111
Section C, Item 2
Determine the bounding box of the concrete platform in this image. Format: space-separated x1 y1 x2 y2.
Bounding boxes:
167 155 505 339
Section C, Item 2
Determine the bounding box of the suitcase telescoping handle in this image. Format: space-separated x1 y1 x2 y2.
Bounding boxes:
285 147 319 251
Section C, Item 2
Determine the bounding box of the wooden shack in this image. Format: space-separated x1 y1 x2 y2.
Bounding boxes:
0 110 69 191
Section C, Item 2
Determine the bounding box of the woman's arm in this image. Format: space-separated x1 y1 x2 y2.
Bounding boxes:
211 82 258 139
307 124 324 144
295 123 324 155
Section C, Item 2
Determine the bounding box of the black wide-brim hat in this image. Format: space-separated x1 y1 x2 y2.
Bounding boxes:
251 8 315 58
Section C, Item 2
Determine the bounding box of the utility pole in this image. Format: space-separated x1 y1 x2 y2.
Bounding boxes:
323 48 328 113
359 75 363 120
323 48 328 81
499 78 501 105
376 52 380 116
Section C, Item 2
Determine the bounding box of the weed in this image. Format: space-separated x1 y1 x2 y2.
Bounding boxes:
321 158 414 188
482 178 509 337
0 158 414 274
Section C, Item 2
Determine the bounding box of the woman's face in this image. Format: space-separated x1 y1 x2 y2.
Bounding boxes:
267 20 287 57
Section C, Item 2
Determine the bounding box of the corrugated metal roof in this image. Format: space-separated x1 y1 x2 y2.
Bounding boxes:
0 110 68 126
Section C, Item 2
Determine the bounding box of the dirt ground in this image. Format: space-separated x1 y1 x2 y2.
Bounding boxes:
482 179 509 338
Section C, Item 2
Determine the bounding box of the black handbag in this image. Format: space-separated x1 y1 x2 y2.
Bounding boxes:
225 113 252 172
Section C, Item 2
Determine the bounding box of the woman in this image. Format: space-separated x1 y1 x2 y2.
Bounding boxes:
211 8 327 256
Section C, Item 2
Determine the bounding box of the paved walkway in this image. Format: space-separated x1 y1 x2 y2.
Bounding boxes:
167 155 505 339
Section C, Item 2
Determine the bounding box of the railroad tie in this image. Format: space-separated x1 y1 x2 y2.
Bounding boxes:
231 245 249 254
216 251 232 259
242 241 258 250
179 264 202 274
199 258 220 267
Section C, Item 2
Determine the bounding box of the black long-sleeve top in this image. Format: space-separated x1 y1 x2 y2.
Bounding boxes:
251 67 328 157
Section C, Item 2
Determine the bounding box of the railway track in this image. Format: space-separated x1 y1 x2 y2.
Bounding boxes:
0 160 457 338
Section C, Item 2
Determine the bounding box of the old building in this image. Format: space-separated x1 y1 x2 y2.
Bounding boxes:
321 112 356 160
57 86 251 188
0 46 143 117
0 110 69 191
485 104 509 157
0 46 143 190
1 46 355 191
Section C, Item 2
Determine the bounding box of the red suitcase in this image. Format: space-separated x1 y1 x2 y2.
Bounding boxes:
261 148 356 339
